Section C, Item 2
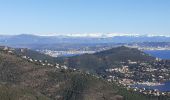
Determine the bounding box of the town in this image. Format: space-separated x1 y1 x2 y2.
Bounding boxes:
105 59 170 97
36 42 170 57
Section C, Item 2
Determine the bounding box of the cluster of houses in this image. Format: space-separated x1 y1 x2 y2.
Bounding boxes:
127 86 168 97
21 55 69 70
38 49 95 57
105 59 170 97
107 76 170 97
0 46 15 54
106 66 129 74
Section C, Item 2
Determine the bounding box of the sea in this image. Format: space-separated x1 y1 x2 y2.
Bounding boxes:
132 81 170 92
144 50 170 60
134 50 170 92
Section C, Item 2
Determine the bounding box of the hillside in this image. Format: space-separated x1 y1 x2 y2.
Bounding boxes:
0 84 51 100
0 48 123 100
0 46 165 100
14 48 56 63
94 46 154 61
11 46 155 73
56 46 155 72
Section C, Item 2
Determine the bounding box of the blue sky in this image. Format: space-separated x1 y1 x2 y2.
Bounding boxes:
0 0 170 35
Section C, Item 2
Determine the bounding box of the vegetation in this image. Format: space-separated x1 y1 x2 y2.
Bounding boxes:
0 84 51 100
14 48 56 63
56 46 155 73
0 49 122 100
0 46 169 100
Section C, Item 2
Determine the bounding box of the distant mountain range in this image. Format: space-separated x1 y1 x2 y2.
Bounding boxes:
0 34 170 45
1 34 170 50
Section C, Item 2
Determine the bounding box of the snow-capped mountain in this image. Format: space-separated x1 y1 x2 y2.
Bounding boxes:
0 33 170 47
36 33 170 38
36 33 144 38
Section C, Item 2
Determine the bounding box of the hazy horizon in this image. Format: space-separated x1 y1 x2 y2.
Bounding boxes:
1 33 170 37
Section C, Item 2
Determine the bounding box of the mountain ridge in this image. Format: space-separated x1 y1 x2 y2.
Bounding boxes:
1 33 170 38
1 34 170 47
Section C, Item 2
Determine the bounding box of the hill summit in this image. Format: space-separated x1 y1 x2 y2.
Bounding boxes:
56 46 155 72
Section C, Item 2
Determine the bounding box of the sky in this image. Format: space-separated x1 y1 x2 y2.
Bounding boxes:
0 0 170 36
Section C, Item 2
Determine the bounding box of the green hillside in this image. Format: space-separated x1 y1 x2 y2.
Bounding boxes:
14 48 56 63
0 84 51 100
